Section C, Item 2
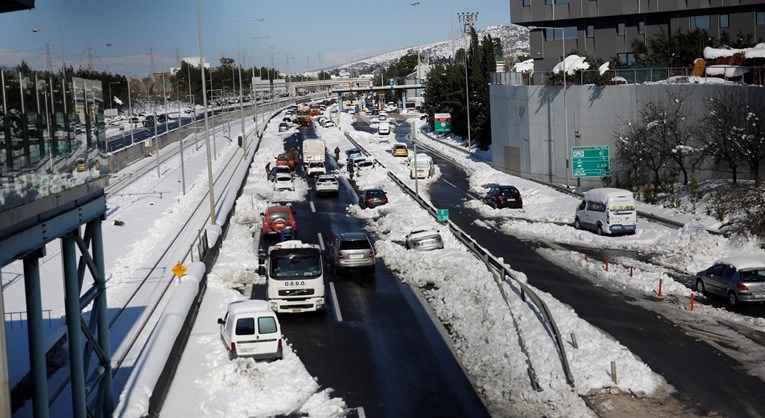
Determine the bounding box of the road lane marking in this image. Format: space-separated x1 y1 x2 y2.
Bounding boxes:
443 179 460 189
318 233 325 251
357 407 366 418
443 179 480 199
310 201 316 212
329 282 343 322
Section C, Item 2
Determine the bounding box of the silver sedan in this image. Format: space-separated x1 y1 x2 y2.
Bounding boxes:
405 229 444 251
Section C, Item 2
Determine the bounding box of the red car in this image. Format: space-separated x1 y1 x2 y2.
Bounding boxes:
275 153 295 170
261 206 297 236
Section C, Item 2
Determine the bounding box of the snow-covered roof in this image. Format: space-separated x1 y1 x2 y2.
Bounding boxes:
226 299 272 316
582 188 634 203
703 43 765 59
598 62 610 76
705 65 750 78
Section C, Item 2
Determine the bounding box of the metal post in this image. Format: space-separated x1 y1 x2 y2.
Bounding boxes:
177 83 187 195
90 220 114 416
563 32 570 188
22 253 49 418
412 121 419 196
62 234 87 418
237 23 246 158
127 77 134 146
153 100 160 177
458 12 477 151
0 267 9 418
197 0 218 225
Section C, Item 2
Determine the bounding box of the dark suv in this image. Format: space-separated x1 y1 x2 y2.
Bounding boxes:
483 185 523 209
327 232 375 275
359 189 388 209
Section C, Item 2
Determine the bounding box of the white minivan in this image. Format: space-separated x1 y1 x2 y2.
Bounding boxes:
574 188 637 235
218 300 283 360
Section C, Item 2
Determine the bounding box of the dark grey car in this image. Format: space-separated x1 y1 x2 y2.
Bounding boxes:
327 232 375 275
695 256 765 306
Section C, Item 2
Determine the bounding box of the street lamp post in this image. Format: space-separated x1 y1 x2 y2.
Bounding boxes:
458 12 477 151
236 18 264 158
33 28 68 159
106 43 136 147
411 2 421 112
197 0 217 226
250 36 271 136
529 25 569 188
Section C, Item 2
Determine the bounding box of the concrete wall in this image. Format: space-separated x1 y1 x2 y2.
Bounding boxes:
490 82 763 189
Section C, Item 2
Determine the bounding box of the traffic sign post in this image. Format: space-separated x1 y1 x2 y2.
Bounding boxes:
436 209 449 223
571 145 610 178
434 113 452 134
172 262 187 280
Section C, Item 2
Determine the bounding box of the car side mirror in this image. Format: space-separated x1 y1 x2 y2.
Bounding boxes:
259 212 265 217
217 318 223 325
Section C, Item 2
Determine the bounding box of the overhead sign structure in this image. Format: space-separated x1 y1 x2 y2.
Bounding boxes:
434 113 452 134
572 145 610 178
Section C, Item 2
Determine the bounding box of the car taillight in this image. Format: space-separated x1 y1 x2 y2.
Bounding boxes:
499 196 505 203
367 198 373 202
606 212 611 224
412 241 421 247
382 198 388 203
435 237 442 243
737 284 750 291
337 252 344 259
368 251 374 257
278 338 283 351
231 342 237 354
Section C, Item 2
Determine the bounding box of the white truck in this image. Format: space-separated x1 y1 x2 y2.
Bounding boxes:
259 240 326 313
408 153 434 179
302 139 325 167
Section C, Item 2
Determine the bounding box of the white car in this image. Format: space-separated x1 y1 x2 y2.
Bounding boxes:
322 120 335 128
355 159 375 173
306 161 326 177
315 174 339 196
217 300 283 360
273 173 295 191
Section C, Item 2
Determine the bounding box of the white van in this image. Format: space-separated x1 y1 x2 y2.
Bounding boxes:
407 153 434 179
574 188 637 235
377 121 391 139
218 300 283 360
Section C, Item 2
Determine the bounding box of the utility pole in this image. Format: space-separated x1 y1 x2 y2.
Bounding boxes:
458 12 477 151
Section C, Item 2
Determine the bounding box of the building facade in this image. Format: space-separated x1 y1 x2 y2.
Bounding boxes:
511 0 765 71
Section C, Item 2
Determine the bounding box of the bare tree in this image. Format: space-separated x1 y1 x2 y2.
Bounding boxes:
700 92 748 183
641 92 700 186
613 122 649 190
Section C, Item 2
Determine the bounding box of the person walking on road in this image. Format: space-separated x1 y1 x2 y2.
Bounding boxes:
265 161 271 179
334 146 340 161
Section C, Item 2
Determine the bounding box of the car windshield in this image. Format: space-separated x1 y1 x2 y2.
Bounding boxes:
740 269 765 282
268 210 289 221
338 239 371 250
366 191 385 197
270 254 322 278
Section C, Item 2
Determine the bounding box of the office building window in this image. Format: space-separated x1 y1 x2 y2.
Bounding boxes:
690 15 710 30
719 14 729 28
638 21 645 34
587 25 594 38
617 23 625 36
523 0 531 5
758 12 765 26
556 0 570 3
545 26 577 41
617 53 636 66
546 0 553 4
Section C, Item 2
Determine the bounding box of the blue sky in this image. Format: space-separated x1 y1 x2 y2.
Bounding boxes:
0 0 510 76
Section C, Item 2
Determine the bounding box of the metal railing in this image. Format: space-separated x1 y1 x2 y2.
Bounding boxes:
4 310 53 329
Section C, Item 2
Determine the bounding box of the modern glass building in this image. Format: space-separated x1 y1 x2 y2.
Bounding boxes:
0 69 108 213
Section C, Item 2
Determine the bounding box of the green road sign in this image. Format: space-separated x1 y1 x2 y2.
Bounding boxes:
572 145 610 178
434 113 452 133
436 209 449 223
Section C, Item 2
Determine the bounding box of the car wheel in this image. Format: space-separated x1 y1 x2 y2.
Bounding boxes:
728 291 739 306
695 279 706 295
574 218 581 230
596 224 604 236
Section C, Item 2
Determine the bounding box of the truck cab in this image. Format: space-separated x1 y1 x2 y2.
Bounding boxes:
259 240 326 313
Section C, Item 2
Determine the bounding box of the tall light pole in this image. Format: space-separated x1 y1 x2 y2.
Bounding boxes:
236 18 264 158
33 28 67 149
458 12 477 151
106 43 136 146
529 25 569 188
411 2 421 112
250 36 271 135
197 0 217 226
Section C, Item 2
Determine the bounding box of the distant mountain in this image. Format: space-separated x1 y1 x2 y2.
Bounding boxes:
305 25 529 76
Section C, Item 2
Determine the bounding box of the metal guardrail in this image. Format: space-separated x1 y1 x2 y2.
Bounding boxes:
342 129 575 388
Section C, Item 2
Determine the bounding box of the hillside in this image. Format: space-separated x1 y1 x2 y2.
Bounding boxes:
308 25 528 75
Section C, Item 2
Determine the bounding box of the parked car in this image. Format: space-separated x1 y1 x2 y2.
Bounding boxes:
306 161 326 177
327 232 376 275
315 173 339 196
483 185 523 209
322 120 335 128
275 153 296 170
217 299 283 360
695 256 765 306
392 143 408 157
345 147 361 156
261 205 297 237
359 188 388 209
405 229 444 251
355 159 375 174
269 165 292 182
574 188 636 235
278 122 290 132
272 173 295 191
